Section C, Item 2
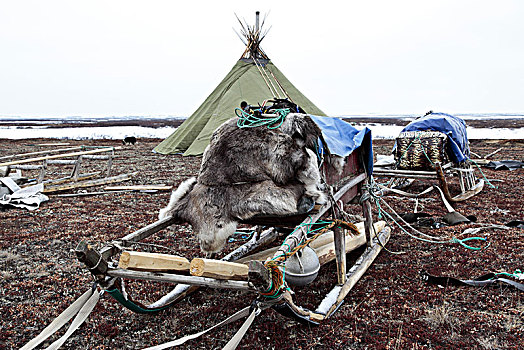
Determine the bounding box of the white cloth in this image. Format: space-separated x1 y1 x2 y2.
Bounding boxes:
0 177 49 210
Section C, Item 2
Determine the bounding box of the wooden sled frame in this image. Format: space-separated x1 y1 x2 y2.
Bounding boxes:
75 149 390 325
373 160 484 202
0 146 121 190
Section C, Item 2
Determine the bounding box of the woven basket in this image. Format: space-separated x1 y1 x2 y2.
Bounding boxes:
395 131 448 170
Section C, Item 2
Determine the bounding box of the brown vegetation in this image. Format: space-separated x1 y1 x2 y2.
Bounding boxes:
0 137 522 349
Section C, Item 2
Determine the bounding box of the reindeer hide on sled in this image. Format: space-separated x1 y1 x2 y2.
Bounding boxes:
159 114 334 253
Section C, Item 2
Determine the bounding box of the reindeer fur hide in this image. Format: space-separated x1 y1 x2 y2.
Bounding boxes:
159 113 330 253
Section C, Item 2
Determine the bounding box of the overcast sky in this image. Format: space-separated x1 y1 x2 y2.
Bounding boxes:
1 0 523 117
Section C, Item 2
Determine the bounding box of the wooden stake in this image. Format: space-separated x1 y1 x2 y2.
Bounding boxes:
361 192 374 247
333 226 347 285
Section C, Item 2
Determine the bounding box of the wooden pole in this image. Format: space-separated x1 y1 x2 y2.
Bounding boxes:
0 146 121 167
361 195 374 247
373 168 436 176
484 147 502 159
107 268 255 291
0 146 82 161
37 172 100 186
333 226 347 284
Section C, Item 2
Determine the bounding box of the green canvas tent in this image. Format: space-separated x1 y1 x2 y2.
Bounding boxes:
154 13 325 156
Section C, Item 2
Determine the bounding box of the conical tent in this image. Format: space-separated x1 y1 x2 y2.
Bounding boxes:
154 13 325 156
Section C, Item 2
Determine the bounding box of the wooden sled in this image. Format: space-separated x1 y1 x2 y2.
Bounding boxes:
374 161 484 202
75 148 390 325
373 130 483 202
0 146 128 192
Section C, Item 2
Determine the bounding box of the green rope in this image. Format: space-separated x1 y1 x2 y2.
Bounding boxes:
419 142 435 167
494 269 523 280
470 159 497 189
235 108 290 129
261 219 349 299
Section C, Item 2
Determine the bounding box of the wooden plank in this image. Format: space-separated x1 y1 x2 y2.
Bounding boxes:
43 171 137 193
106 268 255 291
104 185 173 191
56 190 130 198
118 251 190 272
0 146 120 167
189 258 249 280
315 232 365 265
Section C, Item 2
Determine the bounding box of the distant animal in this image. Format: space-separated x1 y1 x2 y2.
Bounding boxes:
122 136 137 145
159 114 330 253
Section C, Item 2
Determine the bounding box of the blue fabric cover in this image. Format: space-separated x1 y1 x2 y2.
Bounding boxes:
400 112 470 163
309 115 373 175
